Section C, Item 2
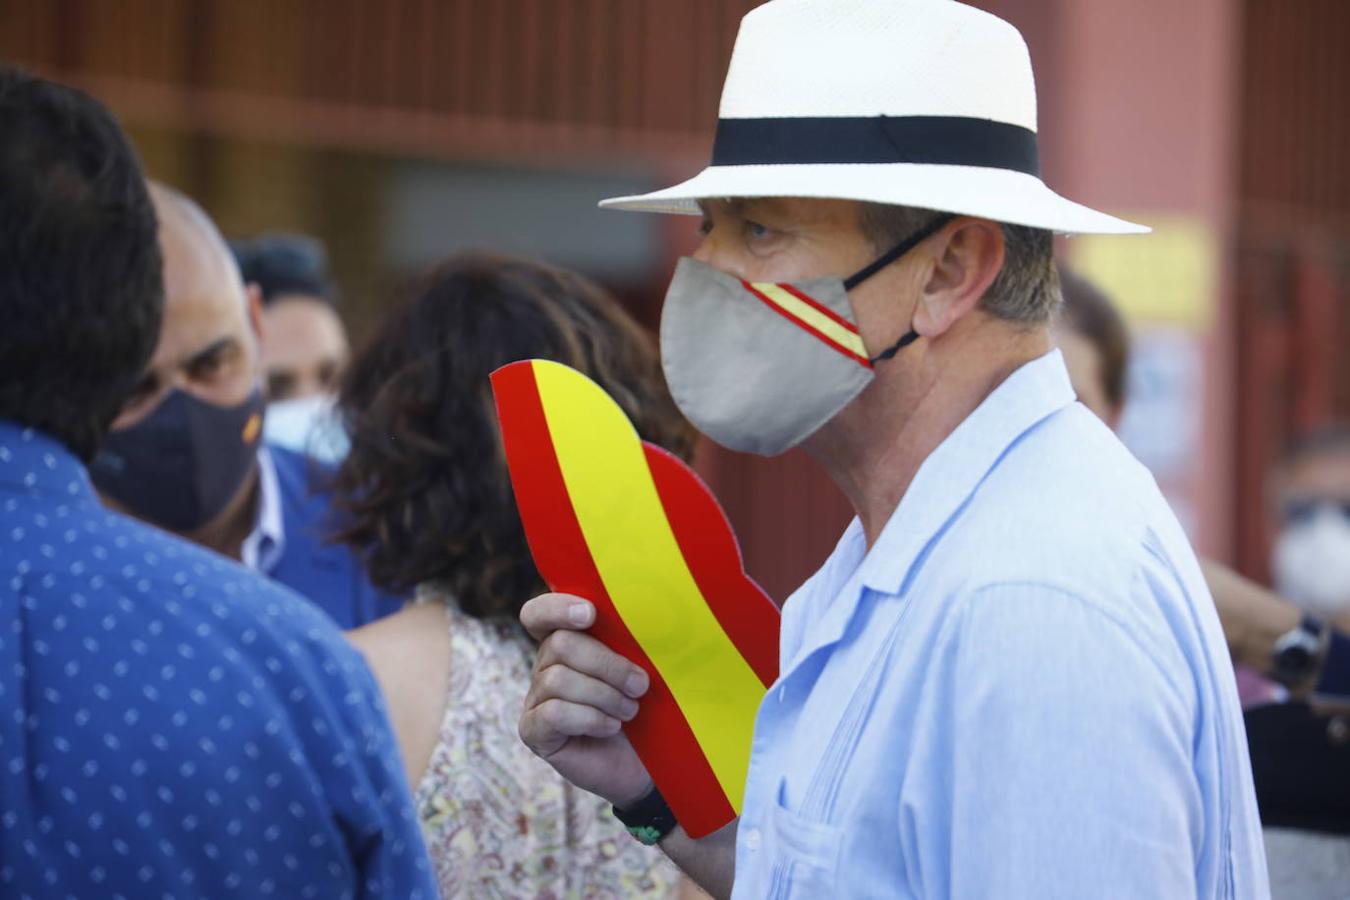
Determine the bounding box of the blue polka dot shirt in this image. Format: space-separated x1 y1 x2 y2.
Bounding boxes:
0 421 436 900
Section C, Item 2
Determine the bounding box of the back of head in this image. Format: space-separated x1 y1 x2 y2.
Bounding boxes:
859 203 1062 325
231 233 336 307
0 67 163 460
333 252 694 619
1057 266 1130 411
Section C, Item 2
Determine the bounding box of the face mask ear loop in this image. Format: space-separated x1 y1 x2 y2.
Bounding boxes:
843 213 956 291
869 330 921 365
848 214 956 366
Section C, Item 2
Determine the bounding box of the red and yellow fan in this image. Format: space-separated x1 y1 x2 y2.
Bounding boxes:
492 359 779 838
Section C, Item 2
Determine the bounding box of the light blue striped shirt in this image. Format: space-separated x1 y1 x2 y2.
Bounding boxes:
731 351 1268 899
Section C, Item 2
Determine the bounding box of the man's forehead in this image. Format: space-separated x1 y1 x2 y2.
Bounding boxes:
149 184 250 353
156 240 248 356
699 196 856 219
709 196 785 213
150 239 250 372
144 289 243 370
156 205 240 293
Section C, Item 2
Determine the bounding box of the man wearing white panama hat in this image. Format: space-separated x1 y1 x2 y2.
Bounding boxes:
519 1 1268 897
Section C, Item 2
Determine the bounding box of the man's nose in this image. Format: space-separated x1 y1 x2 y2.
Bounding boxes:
691 237 743 280
691 235 715 266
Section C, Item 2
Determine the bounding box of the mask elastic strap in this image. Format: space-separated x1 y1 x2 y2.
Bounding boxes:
869 330 920 365
848 213 956 366
843 213 955 291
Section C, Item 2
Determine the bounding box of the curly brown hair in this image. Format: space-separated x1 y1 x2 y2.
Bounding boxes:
330 251 695 621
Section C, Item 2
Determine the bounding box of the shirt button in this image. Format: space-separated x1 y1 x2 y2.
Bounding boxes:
744 828 761 852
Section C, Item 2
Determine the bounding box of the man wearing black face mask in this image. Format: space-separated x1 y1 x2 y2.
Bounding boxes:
90 182 399 630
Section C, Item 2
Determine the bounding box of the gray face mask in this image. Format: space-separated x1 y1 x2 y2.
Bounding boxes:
660 215 952 456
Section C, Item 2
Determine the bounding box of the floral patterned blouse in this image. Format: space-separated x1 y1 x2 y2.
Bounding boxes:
413 593 680 899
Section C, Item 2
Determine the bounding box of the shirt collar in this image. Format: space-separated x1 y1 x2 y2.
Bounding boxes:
0 420 97 504
241 446 286 573
857 348 1077 596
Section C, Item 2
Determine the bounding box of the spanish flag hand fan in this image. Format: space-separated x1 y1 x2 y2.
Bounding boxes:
491 359 779 838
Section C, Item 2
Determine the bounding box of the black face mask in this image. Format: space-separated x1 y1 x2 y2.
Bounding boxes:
91 387 265 533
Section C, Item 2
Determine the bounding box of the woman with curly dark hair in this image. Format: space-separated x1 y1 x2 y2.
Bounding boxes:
334 252 695 898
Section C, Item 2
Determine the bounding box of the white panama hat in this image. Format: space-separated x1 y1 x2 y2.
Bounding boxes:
602 0 1147 235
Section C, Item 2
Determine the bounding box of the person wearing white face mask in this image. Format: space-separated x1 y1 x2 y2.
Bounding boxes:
232 233 352 463
1054 270 1350 892
1052 271 1350 702
1239 427 1350 897
1273 427 1350 621
1230 427 1350 701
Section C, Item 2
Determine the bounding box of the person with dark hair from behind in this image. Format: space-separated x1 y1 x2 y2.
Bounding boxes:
0 67 436 898
88 184 398 629
333 253 691 898
1056 266 1350 892
1056 266 1131 430
232 233 351 462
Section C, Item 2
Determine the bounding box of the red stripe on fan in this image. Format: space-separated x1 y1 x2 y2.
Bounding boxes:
643 443 779 688
491 362 736 837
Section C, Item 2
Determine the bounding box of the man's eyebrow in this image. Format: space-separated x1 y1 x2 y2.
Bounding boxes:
183 336 237 369
697 197 749 217
743 197 789 218
729 197 788 221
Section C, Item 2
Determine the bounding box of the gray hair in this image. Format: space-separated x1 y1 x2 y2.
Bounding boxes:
857 202 1061 325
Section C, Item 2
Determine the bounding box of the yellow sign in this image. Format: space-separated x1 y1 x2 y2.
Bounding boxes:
1068 214 1219 331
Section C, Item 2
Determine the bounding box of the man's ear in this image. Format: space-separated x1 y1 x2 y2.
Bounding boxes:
245 282 265 344
911 218 1005 339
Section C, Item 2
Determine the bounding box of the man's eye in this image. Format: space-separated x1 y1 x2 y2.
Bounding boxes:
697 218 713 237
267 372 296 400
318 363 341 391
745 221 771 240
191 355 224 379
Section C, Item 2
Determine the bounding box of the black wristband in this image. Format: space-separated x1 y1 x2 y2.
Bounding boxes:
612 785 678 846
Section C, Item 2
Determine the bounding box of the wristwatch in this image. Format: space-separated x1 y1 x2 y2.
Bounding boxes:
612 785 678 846
1271 614 1329 689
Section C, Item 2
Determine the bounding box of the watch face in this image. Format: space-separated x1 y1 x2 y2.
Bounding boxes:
628 824 665 846
1278 645 1313 672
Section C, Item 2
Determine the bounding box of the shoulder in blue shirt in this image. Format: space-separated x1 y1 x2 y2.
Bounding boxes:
734 352 1268 900
266 445 404 629
0 421 436 900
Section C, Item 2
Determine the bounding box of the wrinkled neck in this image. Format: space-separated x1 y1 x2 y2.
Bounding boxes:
807 321 1051 547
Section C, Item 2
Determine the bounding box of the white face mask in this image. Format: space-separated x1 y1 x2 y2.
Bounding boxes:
262 393 350 464
1273 502 1350 618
